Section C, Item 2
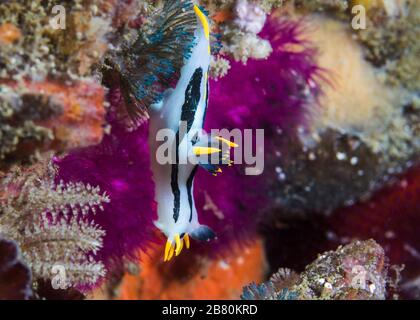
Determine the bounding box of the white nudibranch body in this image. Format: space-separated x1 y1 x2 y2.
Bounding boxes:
148 5 236 262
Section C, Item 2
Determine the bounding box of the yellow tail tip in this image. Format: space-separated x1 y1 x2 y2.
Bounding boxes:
184 234 190 249
164 239 172 262
164 234 192 261
167 244 175 261
175 234 183 256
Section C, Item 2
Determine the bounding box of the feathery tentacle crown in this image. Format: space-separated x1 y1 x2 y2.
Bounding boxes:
111 0 198 131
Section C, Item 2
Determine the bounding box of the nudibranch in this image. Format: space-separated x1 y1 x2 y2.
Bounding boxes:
109 0 237 261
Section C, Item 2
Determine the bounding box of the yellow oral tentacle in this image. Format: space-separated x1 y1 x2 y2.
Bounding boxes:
175 234 183 256
184 234 190 249
164 239 173 261
178 238 184 255
167 243 175 261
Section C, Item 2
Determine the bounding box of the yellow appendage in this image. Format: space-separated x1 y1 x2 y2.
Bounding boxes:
163 233 190 262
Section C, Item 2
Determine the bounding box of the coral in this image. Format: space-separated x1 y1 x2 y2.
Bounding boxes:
0 80 106 170
0 23 22 45
202 0 283 13
0 0 111 80
243 240 388 300
220 25 273 63
242 268 300 300
116 238 265 300
201 0 284 66
356 1 420 91
293 0 349 14
292 240 387 299
0 160 109 288
0 238 33 300
209 55 231 79
219 0 272 63
0 1 111 172
233 0 267 34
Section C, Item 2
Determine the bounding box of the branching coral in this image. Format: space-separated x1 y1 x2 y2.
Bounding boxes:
0 160 109 288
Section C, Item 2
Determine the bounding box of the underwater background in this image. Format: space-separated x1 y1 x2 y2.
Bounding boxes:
0 0 419 300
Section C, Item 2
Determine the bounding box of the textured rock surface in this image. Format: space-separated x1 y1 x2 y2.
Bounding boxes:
243 240 388 300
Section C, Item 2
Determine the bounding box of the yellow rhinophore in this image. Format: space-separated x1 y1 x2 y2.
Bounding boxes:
194 5 210 40
194 5 211 54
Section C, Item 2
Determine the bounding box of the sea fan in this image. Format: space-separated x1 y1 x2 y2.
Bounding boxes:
0 161 109 287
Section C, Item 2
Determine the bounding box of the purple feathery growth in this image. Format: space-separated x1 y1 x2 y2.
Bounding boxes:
55 87 157 270
191 18 323 255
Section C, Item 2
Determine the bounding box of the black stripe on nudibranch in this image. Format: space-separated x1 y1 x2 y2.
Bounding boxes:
202 74 209 126
171 132 181 223
171 67 203 223
187 166 198 222
181 67 203 133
